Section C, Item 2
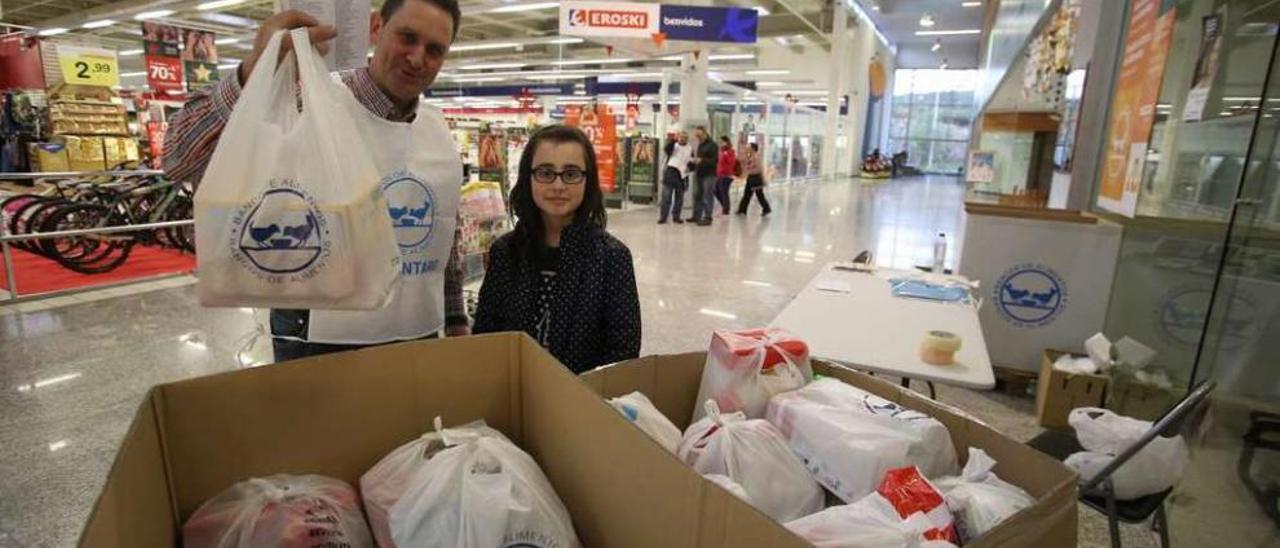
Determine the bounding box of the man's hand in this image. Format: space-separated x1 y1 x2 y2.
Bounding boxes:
446 325 471 337
238 10 337 85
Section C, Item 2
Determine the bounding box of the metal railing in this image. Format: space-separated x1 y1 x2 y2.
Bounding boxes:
0 219 194 301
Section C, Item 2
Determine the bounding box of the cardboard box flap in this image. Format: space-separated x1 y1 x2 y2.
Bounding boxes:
79 390 178 547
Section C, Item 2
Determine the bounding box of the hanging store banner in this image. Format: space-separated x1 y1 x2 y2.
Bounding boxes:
57 45 119 87
141 22 181 58
1182 6 1225 122
561 1 660 39
657 5 758 43
565 104 619 192
145 55 183 93
1097 0 1175 218
180 28 220 91
142 22 184 92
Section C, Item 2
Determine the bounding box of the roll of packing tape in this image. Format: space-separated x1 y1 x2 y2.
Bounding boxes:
920 330 962 365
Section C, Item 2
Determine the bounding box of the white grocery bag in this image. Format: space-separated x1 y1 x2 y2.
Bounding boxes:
376 418 580 548
609 391 682 454
1065 407 1189 500
766 378 959 503
785 492 958 548
194 28 399 310
183 474 374 548
678 400 824 522
933 448 1035 542
691 329 814 423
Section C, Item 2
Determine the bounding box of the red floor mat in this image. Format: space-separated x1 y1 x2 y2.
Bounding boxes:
0 246 194 296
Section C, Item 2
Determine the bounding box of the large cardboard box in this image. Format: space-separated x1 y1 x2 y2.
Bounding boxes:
80 334 809 547
1037 349 1110 429
581 354 1080 548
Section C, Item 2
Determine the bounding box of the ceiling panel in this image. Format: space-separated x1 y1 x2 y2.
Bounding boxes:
850 0 985 69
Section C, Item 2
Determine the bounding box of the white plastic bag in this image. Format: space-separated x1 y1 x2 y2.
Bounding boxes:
183 474 373 548
378 418 580 548
1066 407 1189 500
766 378 958 503
704 473 753 504
678 400 824 522
785 492 958 548
691 329 813 422
933 448 1035 542
360 422 452 548
609 391 682 454
194 28 399 310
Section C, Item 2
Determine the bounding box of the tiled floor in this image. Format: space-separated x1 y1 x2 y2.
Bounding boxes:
0 176 1182 547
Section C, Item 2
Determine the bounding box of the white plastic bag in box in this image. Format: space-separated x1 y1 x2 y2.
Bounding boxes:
1065 407 1189 500
766 378 958 502
785 492 958 548
678 400 824 522
362 418 580 548
691 328 813 422
609 391 682 454
194 28 399 310
933 448 1035 542
183 474 374 548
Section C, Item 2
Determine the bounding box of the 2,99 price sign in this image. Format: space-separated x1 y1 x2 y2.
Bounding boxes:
58 45 119 87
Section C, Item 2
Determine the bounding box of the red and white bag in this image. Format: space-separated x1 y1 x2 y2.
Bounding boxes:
183 474 373 548
877 467 959 544
691 328 812 423
785 492 957 548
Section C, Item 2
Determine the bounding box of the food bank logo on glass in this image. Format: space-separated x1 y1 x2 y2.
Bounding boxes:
230 182 331 281
994 263 1067 328
568 8 649 28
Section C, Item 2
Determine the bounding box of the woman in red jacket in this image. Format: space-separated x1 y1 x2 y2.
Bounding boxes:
714 136 737 215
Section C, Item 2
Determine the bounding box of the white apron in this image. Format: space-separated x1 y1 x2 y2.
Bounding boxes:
304 99 462 344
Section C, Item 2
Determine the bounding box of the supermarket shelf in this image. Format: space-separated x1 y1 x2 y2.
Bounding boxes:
0 169 162 180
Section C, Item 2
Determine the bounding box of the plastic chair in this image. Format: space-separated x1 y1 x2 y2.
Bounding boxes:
1027 380 1217 548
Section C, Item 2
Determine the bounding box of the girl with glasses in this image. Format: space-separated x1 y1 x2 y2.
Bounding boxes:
472 125 642 373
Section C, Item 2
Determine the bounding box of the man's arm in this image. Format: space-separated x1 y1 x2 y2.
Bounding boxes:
162 77 242 185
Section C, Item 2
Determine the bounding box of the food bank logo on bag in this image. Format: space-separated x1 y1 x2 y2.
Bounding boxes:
229 182 330 280
382 171 437 254
994 263 1067 328
504 531 563 548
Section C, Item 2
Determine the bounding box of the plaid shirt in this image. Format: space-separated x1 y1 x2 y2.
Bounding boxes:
164 67 469 328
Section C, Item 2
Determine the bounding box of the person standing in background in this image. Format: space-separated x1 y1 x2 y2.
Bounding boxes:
658 131 693 224
714 136 736 215
689 126 718 226
737 143 772 216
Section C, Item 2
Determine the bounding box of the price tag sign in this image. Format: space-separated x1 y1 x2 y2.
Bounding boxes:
58 45 119 87
145 55 184 92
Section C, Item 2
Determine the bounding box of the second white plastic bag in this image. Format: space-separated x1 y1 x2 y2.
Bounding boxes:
785 492 958 548
678 400 824 522
194 28 399 310
933 448 1036 542
608 391 682 454
362 418 580 548
766 378 959 503
1065 407 1189 500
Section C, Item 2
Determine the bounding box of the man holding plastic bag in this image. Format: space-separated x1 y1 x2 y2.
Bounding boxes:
165 0 468 361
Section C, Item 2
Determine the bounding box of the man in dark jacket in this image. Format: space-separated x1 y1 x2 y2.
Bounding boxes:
689 125 719 226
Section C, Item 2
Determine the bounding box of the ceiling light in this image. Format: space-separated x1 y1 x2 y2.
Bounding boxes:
528 74 586 80
931 39 941 52
215 37 239 45
756 81 785 87
134 9 175 20
544 38 584 45
489 2 557 13
919 14 936 27
915 29 981 36
709 53 755 61
788 90 828 96
940 59 950 69
962 1 982 7
659 55 682 61
746 69 789 75
450 76 505 83
82 19 116 29
756 7 770 15
119 48 143 56
460 62 527 70
120 71 147 77
451 42 519 52
37 27 69 36
198 0 245 9
550 57 634 66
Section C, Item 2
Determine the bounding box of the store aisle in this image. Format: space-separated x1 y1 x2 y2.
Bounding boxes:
0 175 1144 547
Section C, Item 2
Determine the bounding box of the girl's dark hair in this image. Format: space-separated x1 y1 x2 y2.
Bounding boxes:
719 135 730 144
509 124 607 265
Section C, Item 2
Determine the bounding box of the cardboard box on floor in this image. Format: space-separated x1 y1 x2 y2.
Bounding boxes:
580 354 1080 548
1037 349 1109 429
80 333 807 547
